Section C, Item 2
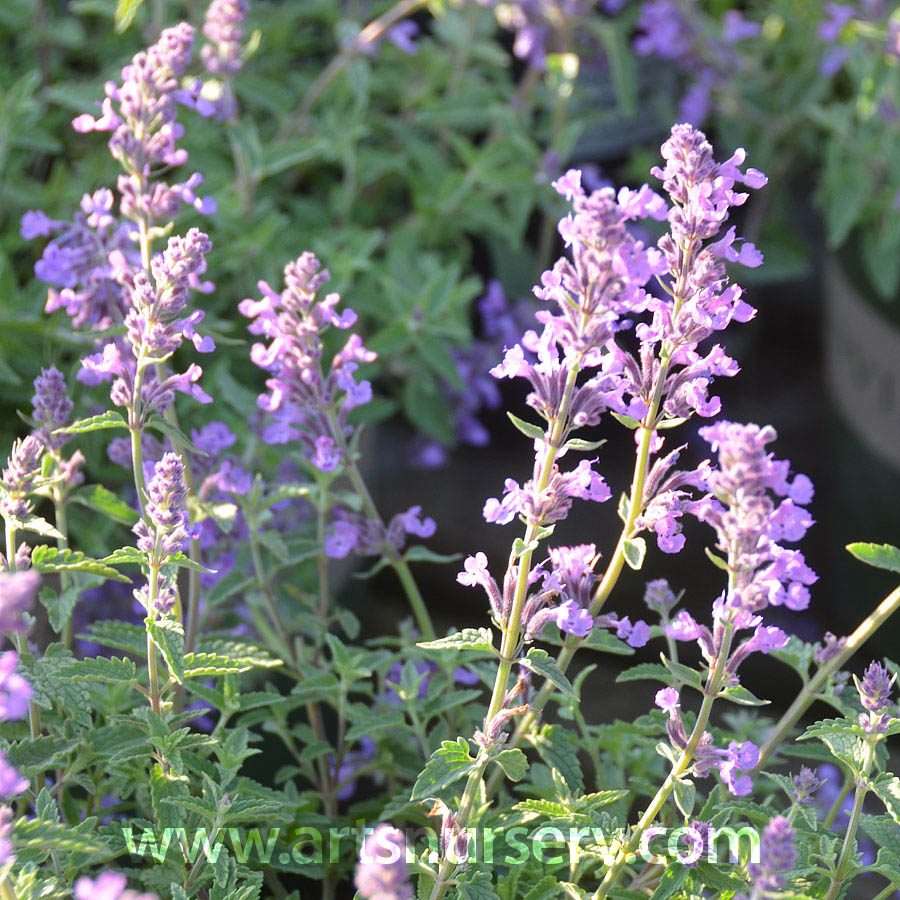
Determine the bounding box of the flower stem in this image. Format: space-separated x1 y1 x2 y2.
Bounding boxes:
593 622 735 899
824 743 873 900
327 411 436 640
428 358 582 900
756 582 900 768
288 0 428 128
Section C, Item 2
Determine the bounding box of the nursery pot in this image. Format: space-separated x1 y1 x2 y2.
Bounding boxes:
824 255 900 473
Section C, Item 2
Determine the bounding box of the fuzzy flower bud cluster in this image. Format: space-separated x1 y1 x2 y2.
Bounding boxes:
856 660 896 734
0 435 44 521
133 453 193 615
72 23 215 224
79 228 215 417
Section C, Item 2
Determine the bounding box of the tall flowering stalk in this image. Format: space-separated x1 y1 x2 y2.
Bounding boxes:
594 422 816 896
241 252 438 639
479 125 768 790
427 125 769 897
58 24 218 674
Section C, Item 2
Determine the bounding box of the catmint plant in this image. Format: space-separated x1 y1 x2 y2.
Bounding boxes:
6 4 900 900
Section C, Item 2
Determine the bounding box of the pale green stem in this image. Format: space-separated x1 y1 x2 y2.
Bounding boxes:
427 359 583 900
326 410 435 640
823 742 873 900
756 583 900 768
593 622 736 899
485 246 697 796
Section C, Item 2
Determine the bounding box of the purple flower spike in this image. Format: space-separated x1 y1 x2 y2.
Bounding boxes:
747 817 796 892
32 366 74 451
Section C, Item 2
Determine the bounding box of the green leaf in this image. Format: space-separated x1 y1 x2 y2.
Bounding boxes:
38 584 82 634
146 615 185 684
410 738 476 800
346 709 406 743
183 652 259 678
649 865 687 900
60 655 137 684
672 778 695 818
493 748 528 783
521 648 575 699
531 724 583 794
57 410 127 435
418 628 495 653
616 663 672 685
579 628 635 656
717 684 770 706
99 546 148 567
163 551 214 573
77 620 146 656
563 437 606 452
114 0 144 31
403 546 461 565
14 816 107 857
507 412 546 442
70 484 138 527
799 719 870 776
694 861 748 893
870 774 900 827
146 414 207 455
611 411 641 430
846 542 900 575
32 546 131 582
20 515 64 540
623 537 646 570
456 869 499 900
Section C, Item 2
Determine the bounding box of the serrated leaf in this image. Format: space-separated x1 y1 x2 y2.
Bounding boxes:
147 615 185 684
493 748 528 783
78 620 146 656
623 537 646 570
521 648 575 699
100 546 148 567
70 484 138 526
616 662 672 685
870 774 900 827
456 869 499 900
847 542 900 575
57 410 127 435
531 724 583 794
410 738 476 800
60 655 137 684
418 628 495 653
32 545 131 583
799 719 870 775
